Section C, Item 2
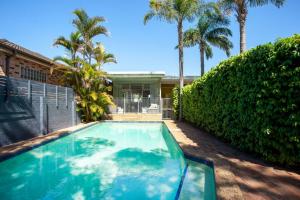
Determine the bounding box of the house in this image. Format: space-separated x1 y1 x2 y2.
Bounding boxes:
108 71 198 120
0 39 63 85
0 39 198 120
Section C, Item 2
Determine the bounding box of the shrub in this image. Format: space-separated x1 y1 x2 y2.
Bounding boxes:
172 85 179 119
179 35 300 166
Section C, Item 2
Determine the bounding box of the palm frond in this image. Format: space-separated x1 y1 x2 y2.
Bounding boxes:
88 26 109 38
53 36 71 50
249 0 285 8
207 35 233 57
53 56 74 66
206 27 232 39
183 28 199 47
205 45 213 59
144 11 156 25
73 9 88 25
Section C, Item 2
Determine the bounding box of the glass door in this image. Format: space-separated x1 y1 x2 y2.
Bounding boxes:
130 84 142 113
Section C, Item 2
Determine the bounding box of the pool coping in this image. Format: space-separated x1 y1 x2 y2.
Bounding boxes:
162 121 218 200
0 122 98 162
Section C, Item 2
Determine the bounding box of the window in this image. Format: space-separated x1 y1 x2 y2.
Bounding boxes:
21 67 47 82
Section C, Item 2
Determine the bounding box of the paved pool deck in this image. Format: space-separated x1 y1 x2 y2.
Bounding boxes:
164 120 300 200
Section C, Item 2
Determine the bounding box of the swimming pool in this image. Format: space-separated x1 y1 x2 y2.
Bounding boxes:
0 122 215 200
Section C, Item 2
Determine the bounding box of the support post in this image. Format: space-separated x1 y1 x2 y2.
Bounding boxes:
123 97 126 114
40 96 44 134
55 86 58 108
71 100 75 126
43 83 46 97
65 88 68 107
27 80 31 102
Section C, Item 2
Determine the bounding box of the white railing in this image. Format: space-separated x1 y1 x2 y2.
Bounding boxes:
109 97 162 114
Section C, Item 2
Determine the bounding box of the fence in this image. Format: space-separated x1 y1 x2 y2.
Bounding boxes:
0 76 79 146
109 97 174 119
109 97 162 114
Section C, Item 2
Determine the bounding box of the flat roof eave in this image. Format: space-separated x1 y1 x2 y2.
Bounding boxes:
108 71 166 78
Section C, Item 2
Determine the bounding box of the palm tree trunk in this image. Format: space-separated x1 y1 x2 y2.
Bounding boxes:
239 19 246 53
200 44 205 76
238 4 247 53
178 19 184 121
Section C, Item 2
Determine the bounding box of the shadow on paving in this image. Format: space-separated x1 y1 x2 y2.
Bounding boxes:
165 120 300 200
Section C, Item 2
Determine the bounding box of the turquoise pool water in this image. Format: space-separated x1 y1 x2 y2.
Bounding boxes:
0 122 216 200
0 122 188 200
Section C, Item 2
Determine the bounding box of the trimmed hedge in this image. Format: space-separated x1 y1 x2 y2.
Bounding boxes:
177 35 300 166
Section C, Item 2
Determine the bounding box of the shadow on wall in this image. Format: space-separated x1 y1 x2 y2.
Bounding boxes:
0 78 39 146
0 76 78 147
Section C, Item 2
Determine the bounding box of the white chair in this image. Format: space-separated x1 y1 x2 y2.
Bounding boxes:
148 104 159 113
117 107 124 114
142 107 148 113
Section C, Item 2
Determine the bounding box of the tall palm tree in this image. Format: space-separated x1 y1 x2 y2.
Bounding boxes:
219 0 285 53
183 11 233 76
144 0 199 120
73 9 108 63
53 9 115 122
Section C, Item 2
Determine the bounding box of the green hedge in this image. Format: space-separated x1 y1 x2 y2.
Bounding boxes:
172 86 179 119
178 35 300 166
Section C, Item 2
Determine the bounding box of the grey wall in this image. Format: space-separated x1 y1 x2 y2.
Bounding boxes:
0 76 79 147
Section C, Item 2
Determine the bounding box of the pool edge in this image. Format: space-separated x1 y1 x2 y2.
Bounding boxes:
162 121 218 200
0 122 99 162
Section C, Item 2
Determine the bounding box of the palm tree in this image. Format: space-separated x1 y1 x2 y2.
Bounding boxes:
144 0 199 120
53 31 83 65
53 9 115 121
75 61 113 121
93 43 117 70
183 11 233 76
73 9 108 63
219 0 285 53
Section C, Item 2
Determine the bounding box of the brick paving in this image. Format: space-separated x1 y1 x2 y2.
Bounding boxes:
164 120 300 200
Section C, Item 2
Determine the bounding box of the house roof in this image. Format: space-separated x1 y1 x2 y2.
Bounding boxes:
108 71 198 84
0 39 55 66
161 75 199 84
108 71 166 78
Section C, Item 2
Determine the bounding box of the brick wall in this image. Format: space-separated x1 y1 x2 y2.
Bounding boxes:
0 52 64 85
0 53 6 76
48 69 65 85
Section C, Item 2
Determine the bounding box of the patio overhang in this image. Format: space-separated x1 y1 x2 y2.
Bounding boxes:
108 71 166 81
161 75 199 84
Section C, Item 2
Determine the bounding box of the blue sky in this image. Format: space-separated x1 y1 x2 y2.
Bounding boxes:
0 0 299 76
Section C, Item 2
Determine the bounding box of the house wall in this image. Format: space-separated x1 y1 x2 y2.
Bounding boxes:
161 84 175 98
0 52 63 85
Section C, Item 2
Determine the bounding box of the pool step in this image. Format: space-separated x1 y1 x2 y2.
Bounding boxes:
109 113 162 121
179 159 217 200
